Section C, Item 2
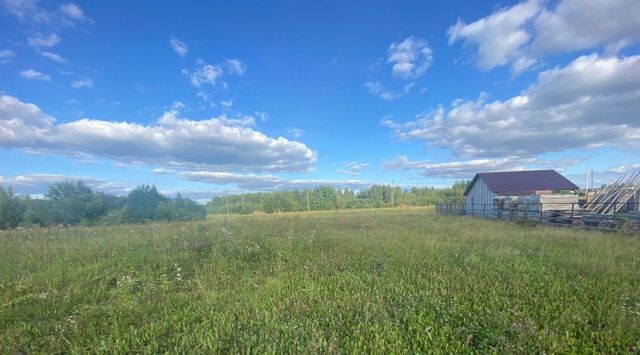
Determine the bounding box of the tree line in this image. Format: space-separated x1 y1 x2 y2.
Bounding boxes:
206 181 468 214
0 181 206 229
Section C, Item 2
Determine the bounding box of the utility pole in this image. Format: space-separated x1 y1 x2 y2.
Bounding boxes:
391 178 395 208
241 194 245 214
306 187 310 212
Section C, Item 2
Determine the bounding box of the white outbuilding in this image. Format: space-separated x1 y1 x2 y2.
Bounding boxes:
464 170 579 215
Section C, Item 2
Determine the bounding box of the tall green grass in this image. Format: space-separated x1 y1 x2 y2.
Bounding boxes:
1 208 639 353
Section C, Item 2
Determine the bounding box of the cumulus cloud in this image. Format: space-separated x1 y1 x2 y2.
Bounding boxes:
364 36 430 100
531 0 640 56
448 0 541 72
0 94 316 172
20 69 51 81
336 162 370 176
383 54 640 158
388 36 433 80
169 35 188 57
27 33 61 48
448 0 640 73
70 78 93 88
0 174 131 195
181 171 372 191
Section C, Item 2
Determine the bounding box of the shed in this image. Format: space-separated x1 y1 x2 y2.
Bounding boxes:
464 170 579 214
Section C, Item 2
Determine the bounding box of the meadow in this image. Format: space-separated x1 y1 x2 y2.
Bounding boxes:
1 207 639 353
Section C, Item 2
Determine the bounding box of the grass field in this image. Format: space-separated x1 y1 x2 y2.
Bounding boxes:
1 207 639 353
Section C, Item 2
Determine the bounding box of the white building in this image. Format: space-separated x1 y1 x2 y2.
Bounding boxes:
464 170 579 215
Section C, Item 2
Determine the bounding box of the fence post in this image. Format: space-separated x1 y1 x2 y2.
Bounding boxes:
539 203 543 222
524 203 528 221
570 203 574 225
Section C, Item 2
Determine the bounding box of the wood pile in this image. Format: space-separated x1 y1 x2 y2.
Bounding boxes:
584 172 640 214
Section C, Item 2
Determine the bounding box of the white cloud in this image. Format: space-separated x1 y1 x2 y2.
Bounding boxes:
40 51 66 63
363 81 400 101
254 111 269 122
220 100 233 109
336 161 370 176
0 174 131 195
182 58 246 87
383 54 640 158
169 35 188 57
70 78 93 88
182 61 223 87
448 0 640 73
605 163 640 174
0 49 15 58
448 0 541 72
196 91 216 108
224 58 246 75
152 168 175 175
0 94 317 173
2 1 91 27
181 171 372 191
382 155 535 178
182 171 282 189
27 33 61 48
0 49 15 63
20 69 51 81
364 36 429 100
170 101 186 110
388 36 433 80
531 0 640 56
287 128 304 138
3 0 51 23
59 3 86 21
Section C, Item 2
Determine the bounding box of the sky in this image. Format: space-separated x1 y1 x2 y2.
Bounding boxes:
1 0 639 199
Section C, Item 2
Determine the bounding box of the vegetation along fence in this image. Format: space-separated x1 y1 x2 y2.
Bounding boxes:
436 202 640 232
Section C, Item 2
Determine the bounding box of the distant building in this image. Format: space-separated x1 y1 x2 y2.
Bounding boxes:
464 170 579 214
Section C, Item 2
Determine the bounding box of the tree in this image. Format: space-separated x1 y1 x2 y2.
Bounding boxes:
123 185 164 222
22 197 52 227
0 186 24 229
173 194 206 220
45 181 95 225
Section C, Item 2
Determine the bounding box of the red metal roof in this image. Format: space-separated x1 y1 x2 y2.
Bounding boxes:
464 170 579 196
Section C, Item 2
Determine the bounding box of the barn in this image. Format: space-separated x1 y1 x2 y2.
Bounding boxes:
464 170 579 215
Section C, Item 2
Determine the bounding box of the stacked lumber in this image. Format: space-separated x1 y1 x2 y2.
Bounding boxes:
584 172 640 214
520 194 579 211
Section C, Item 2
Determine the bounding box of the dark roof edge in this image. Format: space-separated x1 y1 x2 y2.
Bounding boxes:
463 174 480 196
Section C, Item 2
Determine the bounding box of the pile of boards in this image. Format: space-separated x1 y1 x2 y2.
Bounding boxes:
584 172 640 214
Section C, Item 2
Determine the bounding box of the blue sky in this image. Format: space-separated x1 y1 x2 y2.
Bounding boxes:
1 0 639 198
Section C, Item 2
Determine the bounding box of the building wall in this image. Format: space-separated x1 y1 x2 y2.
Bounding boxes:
465 178 496 215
